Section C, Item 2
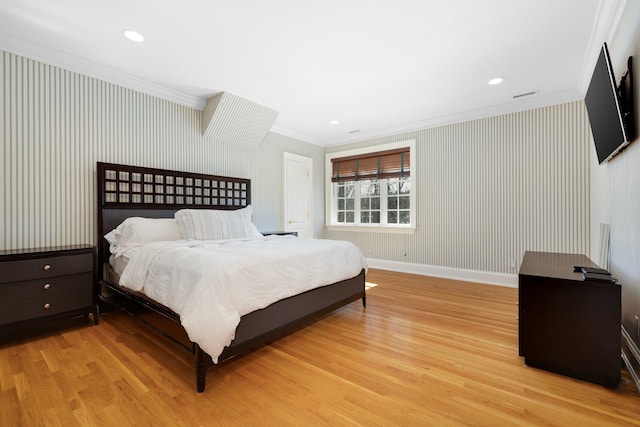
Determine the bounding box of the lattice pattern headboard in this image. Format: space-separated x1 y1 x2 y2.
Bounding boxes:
98 162 250 209
96 162 252 278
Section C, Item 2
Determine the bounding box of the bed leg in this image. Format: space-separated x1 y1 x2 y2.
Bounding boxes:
362 294 367 308
195 345 209 393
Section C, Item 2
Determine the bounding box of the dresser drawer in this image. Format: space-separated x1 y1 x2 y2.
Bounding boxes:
0 272 92 303
0 289 93 325
0 253 93 283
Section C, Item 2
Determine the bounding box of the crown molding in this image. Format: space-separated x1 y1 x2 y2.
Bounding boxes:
274 87 584 148
269 122 319 145
0 30 207 110
576 0 628 93
323 88 584 147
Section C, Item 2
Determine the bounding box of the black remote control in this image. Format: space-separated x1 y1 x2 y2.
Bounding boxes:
583 272 617 283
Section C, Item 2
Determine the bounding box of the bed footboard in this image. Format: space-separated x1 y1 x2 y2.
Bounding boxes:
195 269 366 392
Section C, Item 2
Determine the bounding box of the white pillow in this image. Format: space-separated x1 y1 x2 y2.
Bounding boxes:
175 206 263 240
105 217 182 257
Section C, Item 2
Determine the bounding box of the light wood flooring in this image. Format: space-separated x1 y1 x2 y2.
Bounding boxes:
1 269 639 426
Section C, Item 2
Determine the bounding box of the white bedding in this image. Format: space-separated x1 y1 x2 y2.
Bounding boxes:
109 254 131 276
117 235 367 362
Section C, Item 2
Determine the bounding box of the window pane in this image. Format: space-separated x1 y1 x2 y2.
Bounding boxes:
372 211 380 223
388 211 398 223
338 212 345 222
388 178 399 195
338 199 345 210
360 180 372 196
346 212 355 222
338 186 345 197
400 179 411 194
346 199 354 210
361 212 370 223
361 198 370 209
399 211 410 224
399 196 410 209
388 197 398 209
345 183 355 197
371 197 380 209
360 179 380 196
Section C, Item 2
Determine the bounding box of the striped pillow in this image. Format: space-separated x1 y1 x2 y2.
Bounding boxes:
175 206 262 241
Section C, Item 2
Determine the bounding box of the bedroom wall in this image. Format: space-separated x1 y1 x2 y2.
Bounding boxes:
325 101 592 282
0 48 594 285
591 0 640 361
0 50 324 250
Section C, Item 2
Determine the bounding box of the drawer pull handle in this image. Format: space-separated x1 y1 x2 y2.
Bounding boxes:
43 283 51 290
43 303 51 310
43 264 51 271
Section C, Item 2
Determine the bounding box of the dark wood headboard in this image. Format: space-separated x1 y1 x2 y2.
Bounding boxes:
96 162 251 278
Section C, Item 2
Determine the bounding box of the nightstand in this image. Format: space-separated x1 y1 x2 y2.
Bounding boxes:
0 245 99 334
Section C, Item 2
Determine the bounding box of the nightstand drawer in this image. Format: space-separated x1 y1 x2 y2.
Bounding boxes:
0 272 93 303
0 253 93 283
0 290 93 325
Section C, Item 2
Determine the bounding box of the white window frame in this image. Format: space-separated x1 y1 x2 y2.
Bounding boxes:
325 139 416 234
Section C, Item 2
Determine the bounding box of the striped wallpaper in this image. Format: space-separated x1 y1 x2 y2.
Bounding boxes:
326 101 591 275
202 92 278 147
2 49 590 278
1 50 324 250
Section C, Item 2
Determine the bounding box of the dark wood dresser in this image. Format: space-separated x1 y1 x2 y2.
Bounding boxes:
518 251 621 387
0 245 98 333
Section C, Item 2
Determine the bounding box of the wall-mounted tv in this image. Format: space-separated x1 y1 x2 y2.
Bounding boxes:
584 43 634 164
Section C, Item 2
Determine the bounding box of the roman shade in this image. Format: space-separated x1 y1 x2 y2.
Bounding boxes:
331 147 410 182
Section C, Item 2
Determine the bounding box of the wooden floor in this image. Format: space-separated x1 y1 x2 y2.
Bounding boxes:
1 268 639 426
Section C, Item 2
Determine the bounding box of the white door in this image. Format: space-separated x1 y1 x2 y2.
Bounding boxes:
283 152 313 238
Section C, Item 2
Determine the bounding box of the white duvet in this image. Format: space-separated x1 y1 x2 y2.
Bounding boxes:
118 235 367 362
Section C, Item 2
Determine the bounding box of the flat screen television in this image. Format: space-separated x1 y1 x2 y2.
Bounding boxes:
584 43 634 164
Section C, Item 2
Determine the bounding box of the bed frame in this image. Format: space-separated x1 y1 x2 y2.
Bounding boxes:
96 162 366 392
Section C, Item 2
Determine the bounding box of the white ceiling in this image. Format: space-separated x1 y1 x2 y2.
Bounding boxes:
0 0 626 146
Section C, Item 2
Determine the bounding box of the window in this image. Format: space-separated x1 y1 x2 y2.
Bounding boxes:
325 140 415 233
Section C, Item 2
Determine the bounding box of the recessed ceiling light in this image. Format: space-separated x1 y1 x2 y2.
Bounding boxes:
330 120 340 125
123 30 144 42
488 77 504 86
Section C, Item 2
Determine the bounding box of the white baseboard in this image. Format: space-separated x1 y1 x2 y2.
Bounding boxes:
365 258 518 288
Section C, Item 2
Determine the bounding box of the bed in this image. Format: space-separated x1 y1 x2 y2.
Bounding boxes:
96 162 367 392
